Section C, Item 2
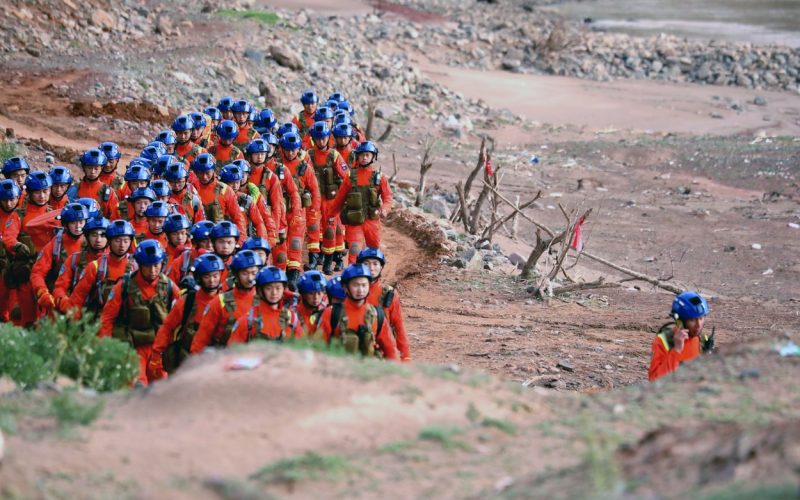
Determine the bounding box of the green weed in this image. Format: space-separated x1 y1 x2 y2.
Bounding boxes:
0 142 18 163
418 425 470 450
49 391 104 428
218 9 279 25
481 418 517 435
699 482 798 500
379 440 416 454
250 452 352 484
204 477 270 500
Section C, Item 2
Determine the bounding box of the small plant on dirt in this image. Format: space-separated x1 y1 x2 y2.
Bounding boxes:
581 429 622 495
418 425 470 450
49 391 104 428
250 452 352 484
481 417 517 435
0 141 18 163
379 440 416 454
218 9 279 25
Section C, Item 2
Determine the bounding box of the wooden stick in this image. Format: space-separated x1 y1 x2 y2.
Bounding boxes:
579 252 684 294
480 179 555 237
463 137 486 200
552 278 619 295
389 152 399 184
455 181 471 233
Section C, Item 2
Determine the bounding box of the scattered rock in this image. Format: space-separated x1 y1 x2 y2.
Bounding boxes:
155 15 174 35
738 368 760 380
269 45 304 71
90 10 115 30
753 96 768 106
422 196 452 219
557 360 575 372
751 243 762 250
258 79 282 107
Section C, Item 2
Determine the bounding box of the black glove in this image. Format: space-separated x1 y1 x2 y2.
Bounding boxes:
13 242 30 257
178 275 198 291
701 328 715 353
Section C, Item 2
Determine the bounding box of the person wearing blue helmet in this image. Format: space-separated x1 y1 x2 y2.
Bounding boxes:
163 162 205 224
48 165 77 210
155 130 177 155
191 249 263 353
191 153 246 237
99 238 180 385
52 216 110 313
150 179 171 203
0 179 23 322
76 148 120 220
122 164 152 195
190 220 215 254
208 119 245 166
172 114 207 166
22 170 53 224
254 108 277 136
151 252 226 378
294 89 319 137
276 121 299 140
3 156 30 190
152 155 179 180
324 99 339 113
315 263 398 360
333 123 357 168
325 275 346 305
120 186 156 234
230 100 260 151
219 163 268 241
98 141 123 188
303 106 335 149
210 220 240 266
163 213 191 263
296 270 327 334
649 291 714 381
140 201 172 247
242 236 271 267
217 96 235 121
189 111 208 146
329 141 392 265
204 106 222 129
228 265 301 344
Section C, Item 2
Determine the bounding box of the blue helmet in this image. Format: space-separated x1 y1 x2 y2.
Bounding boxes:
189 111 207 130
107 219 136 239
217 96 235 112
191 153 216 173
242 236 271 255
77 198 101 219
150 180 170 198
192 253 225 276
255 108 277 130
210 220 240 240
3 157 30 176
147 141 167 155
338 100 353 116
49 166 74 186
191 220 215 240
264 133 279 148
152 155 173 177
124 165 151 182
141 143 166 163
145 201 170 218
300 90 319 105
204 106 222 121
164 163 189 182
231 159 251 175
80 148 108 167
276 122 299 138
324 99 339 112
99 141 122 160
248 107 257 123
134 239 166 265
219 164 244 183
279 132 302 151
355 141 379 159
297 270 327 294
341 263 372 283
0 179 22 199
310 121 331 140
314 106 334 121
128 157 152 170
356 247 386 266
25 170 53 192
130 187 156 202
672 291 709 321
155 130 177 146
245 138 270 155
256 265 287 286
216 120 238 141
172 114 193 132
328 92 346 103
332 123 353 138
231 99 250 114
326 275 346 300
334 111 352 125
59 202 90 223
85 216 110 234
231 249 263 271
164 213 191 233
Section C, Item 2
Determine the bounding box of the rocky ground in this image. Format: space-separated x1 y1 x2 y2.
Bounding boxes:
0 0 799 497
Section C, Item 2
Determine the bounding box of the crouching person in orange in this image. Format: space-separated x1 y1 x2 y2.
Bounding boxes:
228 266 301 344
190 249 262 353
315 264 398 360
98 240 179 385
648 291 714 381
296 270 327 335
148 254 225 380
357 248 411 362
329 142 392 264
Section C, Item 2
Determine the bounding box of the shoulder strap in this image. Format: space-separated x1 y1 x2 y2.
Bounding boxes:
381 284 394 308
328 303 344 343
375 304 385 336
175 289 197 342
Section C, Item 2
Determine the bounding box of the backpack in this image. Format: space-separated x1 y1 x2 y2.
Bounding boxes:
328 302 385 357
244 305 296 342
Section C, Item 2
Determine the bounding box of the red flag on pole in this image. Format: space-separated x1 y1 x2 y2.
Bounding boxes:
484 153 493 177
571 217 584 252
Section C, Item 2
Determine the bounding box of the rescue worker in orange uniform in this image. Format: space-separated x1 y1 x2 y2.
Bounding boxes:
31 202 92 317
277 132 321 284
155 131 178 156
329 141 393 264
292 90 319 138
219 164 268 240
117 165 151 217
122 187 154 235
315 264 398 360
98 141 125 193
357 248 411 362
149 253 225 380
241 236 271 268
231 159 278 246
66 219 137 318
337 101 366 142
217 96 235 121
189 111 208 146
162 213 192 265
48 166 77 210
53 216 109 313
172 114 207 166
75 148 120 220
228 265 302 344
190 249 263 353
649 291 714 381
246 137 289 267
333 123 357 168
308 122 349 274
0 179 24 321
138 201 170 248
230 100 260 151
326 275 345 306
190 153 246 238
301 107 335 150
208 120 244 167
164 162 205 223
296 270 328 336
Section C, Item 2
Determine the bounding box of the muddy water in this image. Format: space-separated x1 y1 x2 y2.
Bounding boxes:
552 0 800 47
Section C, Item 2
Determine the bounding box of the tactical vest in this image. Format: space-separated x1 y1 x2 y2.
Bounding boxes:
174 189 201 223
86 255 136 316
68 249 94 295
280 156 313 210
80 181 112 204
174 249 193 283
0 233 7 275
44 230 80 292
237 192 257 237
217 290 259 346
255 167 273 204
7 200 50 286
111 271 174 347
311 149 342 200
328 303 385 357
244 305 296 343
203 183 227 223
378 284 395 309
175 143 202 164
296 112 312 136
342 168 382 226
110 176 124 194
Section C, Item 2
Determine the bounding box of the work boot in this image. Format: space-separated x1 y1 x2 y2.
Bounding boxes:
333 251 344 272
322 253 333 275
286 269 300 292
307 251 320 270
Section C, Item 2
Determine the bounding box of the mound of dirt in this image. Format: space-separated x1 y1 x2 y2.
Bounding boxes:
385 207 455 257
68 100 173 125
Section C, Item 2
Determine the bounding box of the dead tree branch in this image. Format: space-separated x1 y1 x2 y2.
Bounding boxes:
463 137 486 200
552 278 619 295
364 101 376 140
414 140 435 207
389 152 399 184
377 123 393 142
455 181 471 233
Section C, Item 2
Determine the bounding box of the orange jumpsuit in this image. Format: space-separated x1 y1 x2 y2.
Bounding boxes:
194 178 247 238
174 142 206 166
297 300 326 336
282 151 322 256
67 252 135 318
30 230 84 316
208 143 244 167
292 111 316 137
648 330 701 381
248 164 286 266
367 279 410 361
301 133 334 151
49 194 69 211
76 179 120 220
232 124 260 152
266 161 305 271
0 207 22 321
14 201 51 325
165 247 194 285
53 247 107 313
228 301 302 344
236 190 268 239
336 144 356 168
316 298 399 360
190 287 257 353
168 185 205 224
329 165 393 263
308 146 348 256
137 227 168 249
251 189 278 248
